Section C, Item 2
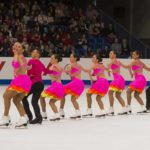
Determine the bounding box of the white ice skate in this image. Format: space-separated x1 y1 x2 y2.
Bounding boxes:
118 107 128 115
107 107 115 116
137 106 147 114
0 116 10 127
50 113 60 121
59 109 65 118
42 112 47 120
82 109 93 118
95 110 106 118
15 117 28 128
126 105 132 114
70 110 81 119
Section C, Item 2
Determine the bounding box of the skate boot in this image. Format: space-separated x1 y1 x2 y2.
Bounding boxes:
70 110 81 119
59 109 65 118
42 112 47 120
82 109 93 118
15 117 28 128
50 113 60 121
30 117 42 124
107 107 115 116
118 107 128 115
0 116 10 127
95 110 106 118
126 105 132 114
137 105 147 114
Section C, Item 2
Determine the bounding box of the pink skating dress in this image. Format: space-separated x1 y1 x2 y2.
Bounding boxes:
7 59 32 95
64 65 84 98
87 66 109 97
128 64 146 93
41 65 65 100
109 61 125 92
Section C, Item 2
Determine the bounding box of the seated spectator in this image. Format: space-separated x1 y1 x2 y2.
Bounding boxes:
111 38 122 56
121 38 130 57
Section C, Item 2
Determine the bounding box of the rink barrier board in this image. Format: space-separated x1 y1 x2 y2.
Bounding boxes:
1 79 150 86
1 57 150 84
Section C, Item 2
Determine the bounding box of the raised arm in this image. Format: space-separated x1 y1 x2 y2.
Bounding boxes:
0 61 5 71
107 63 111 77
142 62 150 71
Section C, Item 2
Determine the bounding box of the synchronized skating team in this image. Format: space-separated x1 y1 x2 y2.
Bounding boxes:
0 42 150 128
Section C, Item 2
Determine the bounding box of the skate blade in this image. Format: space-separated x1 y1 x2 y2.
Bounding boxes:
82 114 93 118
70 116 82 120
15 124 28 129
118 112 128 115
42 117 47 121
50 118 60 122
0 124 10 129
106 113 115 116
95 114 106 118
137 111 148 115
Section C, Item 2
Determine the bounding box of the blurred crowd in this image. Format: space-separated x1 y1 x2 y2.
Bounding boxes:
0 0 130 58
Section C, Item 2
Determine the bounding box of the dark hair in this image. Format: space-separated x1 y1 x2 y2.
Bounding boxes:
71 53 80 61
31 49 41 56
53 54 62 62
94 54 102 63
134 50 141 58
110 50 117 55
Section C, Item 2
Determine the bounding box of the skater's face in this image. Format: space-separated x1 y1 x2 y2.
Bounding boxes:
31 50 40 58
132 51 139 59
13 42 23 55
92 55 98 63
70 54 76 63
109 51 116 59
51 55 57 64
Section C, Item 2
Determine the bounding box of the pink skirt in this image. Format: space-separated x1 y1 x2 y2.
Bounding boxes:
7 75 32 95
109 73 125 92
87 77 109 97
128 73 146 93
64 77 84 98
41 81 65 100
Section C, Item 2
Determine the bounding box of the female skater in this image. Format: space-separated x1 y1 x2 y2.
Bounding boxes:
22 49 46 124
125 51 150 113
59 53 88 119
0 42 32 127
40 54 65 121
83 54 109 117
107 50 127 115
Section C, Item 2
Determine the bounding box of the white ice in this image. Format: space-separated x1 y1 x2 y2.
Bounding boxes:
0 85 150 150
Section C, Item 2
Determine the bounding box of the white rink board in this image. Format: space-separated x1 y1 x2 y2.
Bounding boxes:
0 57 150 81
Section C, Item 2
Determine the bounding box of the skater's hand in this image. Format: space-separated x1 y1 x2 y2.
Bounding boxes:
90 79 94 84
130 73 133 78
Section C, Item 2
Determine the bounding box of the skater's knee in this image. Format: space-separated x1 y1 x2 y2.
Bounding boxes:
3 91 9 99
71 96 76 102
134 92 139 99
127 89 132 95
13 99 18 105
31 100 36 106
96 95 101 101
49 99 56 105
108 90 113 95
115 92 121 99
86 93 92 97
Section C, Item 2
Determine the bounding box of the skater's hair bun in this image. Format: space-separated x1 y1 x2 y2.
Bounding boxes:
54 54 62 62
94 54 103 62
71 53 80 61
134 50 141 58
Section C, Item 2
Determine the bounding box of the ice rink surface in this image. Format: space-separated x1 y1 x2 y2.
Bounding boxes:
0 85 150 150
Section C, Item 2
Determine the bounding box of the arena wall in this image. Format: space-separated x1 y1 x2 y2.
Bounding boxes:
0 57 150 85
